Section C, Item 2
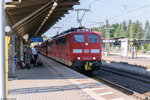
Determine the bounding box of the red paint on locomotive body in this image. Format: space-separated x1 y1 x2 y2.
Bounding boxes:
70 31 102 62
41 40 48 56
41 29 102 73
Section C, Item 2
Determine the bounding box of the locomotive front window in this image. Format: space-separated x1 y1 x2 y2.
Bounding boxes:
88 35 99 43
74 35 84 43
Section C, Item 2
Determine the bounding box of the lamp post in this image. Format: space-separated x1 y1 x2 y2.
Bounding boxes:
130 23 134 59
0 0 6 99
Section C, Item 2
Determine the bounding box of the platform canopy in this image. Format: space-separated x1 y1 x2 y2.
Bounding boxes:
5 0 79 37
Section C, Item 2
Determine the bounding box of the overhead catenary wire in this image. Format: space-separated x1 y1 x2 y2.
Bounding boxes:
97 0 148 7
123 10 150 22
48 0 150 36
93 3 150 25
59 0 98 23
50 0 99 33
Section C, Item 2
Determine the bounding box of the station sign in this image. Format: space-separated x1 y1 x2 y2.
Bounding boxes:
113 42 121 45
30 37 43 42
103 40 115 43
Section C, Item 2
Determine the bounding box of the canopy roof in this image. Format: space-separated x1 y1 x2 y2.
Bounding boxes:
5 0 79 37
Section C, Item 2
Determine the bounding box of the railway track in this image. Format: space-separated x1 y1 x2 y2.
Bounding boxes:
94 75 149 100
93 66 150 100
101 66 150 83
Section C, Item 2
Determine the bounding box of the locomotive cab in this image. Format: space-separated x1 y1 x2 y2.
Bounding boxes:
70 31 102 73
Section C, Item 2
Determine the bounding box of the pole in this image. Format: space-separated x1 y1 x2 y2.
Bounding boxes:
75 9 90 27
130 23 134 59
105 20 110 56
53 27 61 35
0 0 6 99
20 39 24 61
131 23 133 40
106 28 110 56
12 34 16 75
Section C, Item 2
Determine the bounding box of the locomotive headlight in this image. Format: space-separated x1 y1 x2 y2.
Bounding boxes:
77 57 80 60
85 43 88 46
93 57 96 60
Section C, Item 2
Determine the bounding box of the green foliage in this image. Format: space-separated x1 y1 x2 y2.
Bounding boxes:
113 25 120 38
144 44 150 51
92 20 150 51
92 20 149 40
144 20 150 40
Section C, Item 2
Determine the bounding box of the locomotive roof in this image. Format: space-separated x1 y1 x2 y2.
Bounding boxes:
47 29 100 42
52 27 99 38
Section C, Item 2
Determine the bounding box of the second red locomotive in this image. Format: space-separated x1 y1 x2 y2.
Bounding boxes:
41 27 102 74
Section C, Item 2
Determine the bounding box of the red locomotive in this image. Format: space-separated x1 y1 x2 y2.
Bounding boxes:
41 27 102 74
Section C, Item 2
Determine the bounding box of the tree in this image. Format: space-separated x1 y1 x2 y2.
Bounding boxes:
135 21 143 39
92 20 146 40
127 19 133 39
129 21 141 39
113 24 120 38
121 21 127 37
110 24 118 38
124 20 132 38
100 26 107 39
144 20 150 40
92 26 106 39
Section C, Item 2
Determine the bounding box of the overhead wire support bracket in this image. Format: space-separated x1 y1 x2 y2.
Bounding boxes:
75 9 90 27
53 27 61 35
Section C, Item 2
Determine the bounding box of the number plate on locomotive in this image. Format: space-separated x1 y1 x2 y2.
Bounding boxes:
84 49 89 53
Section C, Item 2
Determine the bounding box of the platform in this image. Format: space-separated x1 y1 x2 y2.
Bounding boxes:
8 55 135 100
102 54 150 69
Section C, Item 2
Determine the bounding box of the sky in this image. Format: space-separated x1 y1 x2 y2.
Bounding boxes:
43 0 150 37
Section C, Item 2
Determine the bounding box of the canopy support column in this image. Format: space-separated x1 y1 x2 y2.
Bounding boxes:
12 34 16 75
0 0 6 99
20 39 24 61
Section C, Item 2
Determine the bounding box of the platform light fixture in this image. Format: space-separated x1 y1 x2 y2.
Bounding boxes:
5 0 21 8
4 4 16 8
23 34 29 40
11 0 21 4
5 26 11 32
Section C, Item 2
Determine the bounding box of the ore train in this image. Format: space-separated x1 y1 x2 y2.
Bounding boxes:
40 27 102 74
